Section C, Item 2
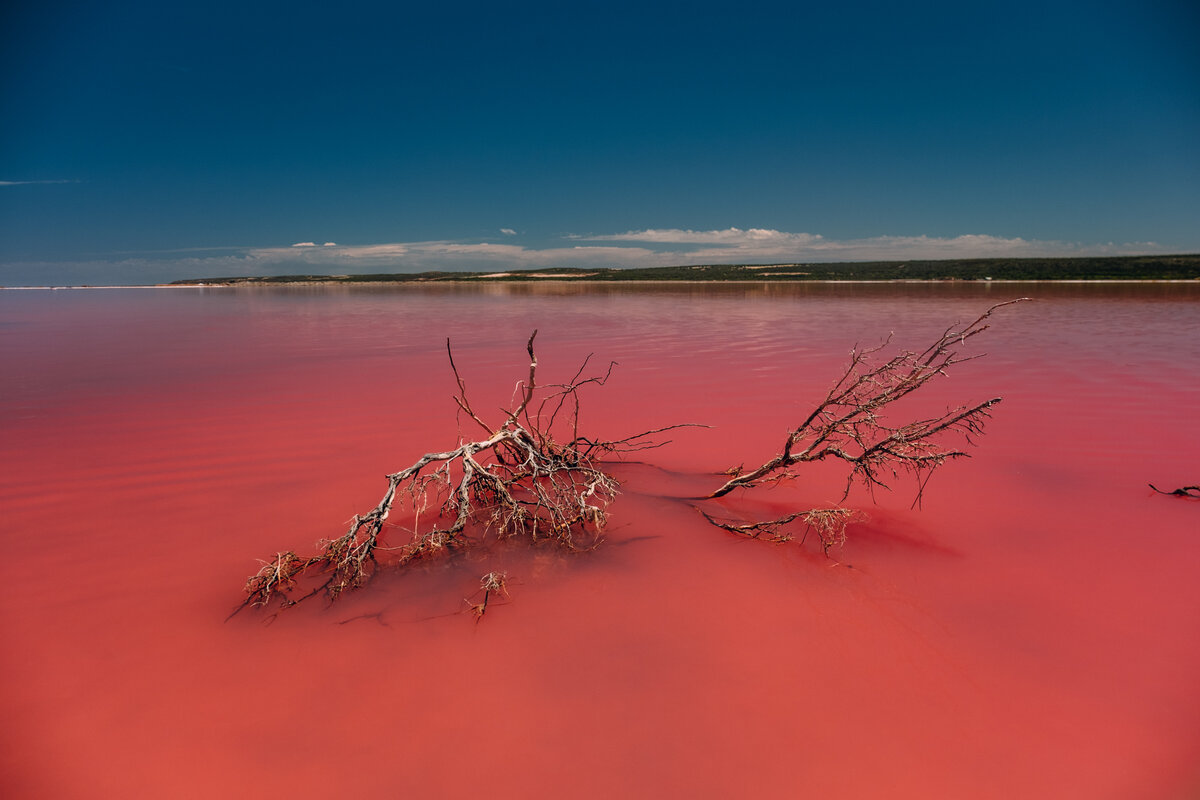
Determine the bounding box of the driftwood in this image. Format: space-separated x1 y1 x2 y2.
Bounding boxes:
234 332 685 616
698 299 1028 546
1149 484 1200 499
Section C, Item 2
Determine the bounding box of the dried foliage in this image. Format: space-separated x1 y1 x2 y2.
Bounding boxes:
466 571 511 619
699 300 1028 550
234 332 680 616
698 507 861 553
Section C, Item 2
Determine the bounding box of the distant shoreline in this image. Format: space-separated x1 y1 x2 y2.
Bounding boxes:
166 253 1200 285
6 279 1200 291
4 254 1199 289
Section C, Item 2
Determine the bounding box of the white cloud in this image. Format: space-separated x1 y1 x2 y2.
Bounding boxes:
566 228 1164 263
0 179 80 186
500 228 517 236
244 239 663 271
291 241 316 247
574 227 823 246
323 242 337 247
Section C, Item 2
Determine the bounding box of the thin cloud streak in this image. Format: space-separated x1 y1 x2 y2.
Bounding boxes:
0 179 81 186
571 227 821 246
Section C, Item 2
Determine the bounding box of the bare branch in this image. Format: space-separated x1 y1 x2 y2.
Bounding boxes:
708 300 1028 501
696 300 1026 554
447 338 492 438
699 508 860 554
466 571 510 620
1149 483 1200 499
234 333 678 617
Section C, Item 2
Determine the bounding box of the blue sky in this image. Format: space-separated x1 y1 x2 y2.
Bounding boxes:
2 0 1197 285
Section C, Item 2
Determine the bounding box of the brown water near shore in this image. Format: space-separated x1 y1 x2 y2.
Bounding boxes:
2 283 1198 798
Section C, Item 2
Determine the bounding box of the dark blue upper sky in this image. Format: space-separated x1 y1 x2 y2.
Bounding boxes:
2 0 1197 284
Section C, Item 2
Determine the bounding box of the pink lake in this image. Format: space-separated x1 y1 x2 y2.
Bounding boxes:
1 282 1198 798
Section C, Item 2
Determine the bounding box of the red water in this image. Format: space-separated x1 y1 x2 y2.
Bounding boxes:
2 283 1199 799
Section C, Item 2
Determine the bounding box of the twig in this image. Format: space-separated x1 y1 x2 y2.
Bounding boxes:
1149 483 1200 499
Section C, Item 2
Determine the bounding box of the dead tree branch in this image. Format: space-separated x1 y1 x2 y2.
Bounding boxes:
465 571 511 619
234 332 686 616
698 507 860 554
700 299 1028 552
1149 484 1200 499
708 299 1027 503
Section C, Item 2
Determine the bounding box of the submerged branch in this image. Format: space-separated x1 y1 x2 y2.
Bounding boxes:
699 507 860 554
236 301 1026 618
234 332 687 617
696 299 1027 554
1149 483 1200 499
708 299 1026 502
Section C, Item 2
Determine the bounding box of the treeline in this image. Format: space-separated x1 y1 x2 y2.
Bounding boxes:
173 254 1200 285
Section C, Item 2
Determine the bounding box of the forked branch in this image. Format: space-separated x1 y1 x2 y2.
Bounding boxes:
235 332 685 616
1149 483 1200 499
697 300 1027 555
708 299 1028 503
698 507 860 554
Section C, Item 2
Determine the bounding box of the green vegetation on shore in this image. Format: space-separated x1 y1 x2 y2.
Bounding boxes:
171 254 1200 285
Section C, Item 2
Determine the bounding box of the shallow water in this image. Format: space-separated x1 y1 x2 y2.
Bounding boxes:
2 283 1198 798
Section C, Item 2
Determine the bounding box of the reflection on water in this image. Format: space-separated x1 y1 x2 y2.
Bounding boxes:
1 283 1199 799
